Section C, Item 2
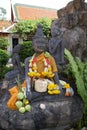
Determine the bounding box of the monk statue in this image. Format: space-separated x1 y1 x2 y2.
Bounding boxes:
25 24 62 101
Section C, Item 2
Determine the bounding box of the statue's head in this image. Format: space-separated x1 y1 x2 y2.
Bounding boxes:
32 24 48 54
51 20 61 37
13 44 21 53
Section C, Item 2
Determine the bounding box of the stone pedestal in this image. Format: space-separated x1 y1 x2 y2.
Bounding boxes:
0 84 83 130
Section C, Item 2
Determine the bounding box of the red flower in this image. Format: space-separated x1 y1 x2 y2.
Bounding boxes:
46 58 50 64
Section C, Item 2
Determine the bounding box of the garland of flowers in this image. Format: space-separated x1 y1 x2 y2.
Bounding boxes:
27 53 61 95
27 53 74 96
28 54 54 78
47 83 60 94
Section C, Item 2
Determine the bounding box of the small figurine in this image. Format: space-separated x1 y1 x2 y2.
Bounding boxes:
12 44 22 73
48 21 65 68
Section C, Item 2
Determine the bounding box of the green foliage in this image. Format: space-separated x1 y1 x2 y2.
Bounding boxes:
0 37 10 79
37 17 52 38
12 17 52 39
83 62 87 90
0 37 9 50
0 66 13 79
64 48 87 128
64 49 87 103
0 49 10 79
19 41 34 62
12 20 36 40
0 49 9 66
16 75 22 92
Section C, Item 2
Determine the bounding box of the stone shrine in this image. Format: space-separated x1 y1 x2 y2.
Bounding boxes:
0 0 86 130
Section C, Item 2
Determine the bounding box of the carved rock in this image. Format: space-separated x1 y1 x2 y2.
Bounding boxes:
0 71 83 130
0 86 83 130
52 0 87 61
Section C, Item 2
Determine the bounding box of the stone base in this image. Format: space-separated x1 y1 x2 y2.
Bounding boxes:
0 70 83 130
0 90 83 130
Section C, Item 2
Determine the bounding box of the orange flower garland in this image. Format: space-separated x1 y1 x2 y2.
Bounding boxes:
28 54 55 78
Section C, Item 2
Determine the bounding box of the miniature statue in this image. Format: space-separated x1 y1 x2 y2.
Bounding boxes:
12 44 22 73
48 21 65 68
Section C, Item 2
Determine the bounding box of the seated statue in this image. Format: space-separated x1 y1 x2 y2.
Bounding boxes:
25 24 62 101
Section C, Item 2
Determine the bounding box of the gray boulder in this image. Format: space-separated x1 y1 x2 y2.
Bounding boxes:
0 80 83 130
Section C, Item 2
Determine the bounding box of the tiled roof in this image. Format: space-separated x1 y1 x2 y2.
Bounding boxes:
14 3 57 20
0 20 12 32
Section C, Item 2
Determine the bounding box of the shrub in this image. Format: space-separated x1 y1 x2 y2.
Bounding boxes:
12 17 52 40
0 49 10 79
37 17 52 38
0 49 9 66
0 37 9 50
19 41 34 63
64 48 87 128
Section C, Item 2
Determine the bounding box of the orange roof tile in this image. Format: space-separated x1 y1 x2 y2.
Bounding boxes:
14 4 57 20
0 20 11 31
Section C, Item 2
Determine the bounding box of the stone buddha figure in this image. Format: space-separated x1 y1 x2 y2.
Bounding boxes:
25 24 62 101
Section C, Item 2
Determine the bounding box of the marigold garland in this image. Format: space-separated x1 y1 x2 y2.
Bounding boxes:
47 83 60 95
27 53 73 96
48 90 60 94
64 83 70 88
28 54 55 78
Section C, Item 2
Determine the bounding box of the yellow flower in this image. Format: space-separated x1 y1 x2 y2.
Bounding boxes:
28 72 41 77
42 71 48 77
35 72 41 77
48 89 60 95
48 73 55 78
52 90 60 94
41 71 54 78
28 72 35 77
48 83 57 90
48 67 52 71
64 83 70 89
24 99 29 105
48 90 53 94
32 66 38 70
